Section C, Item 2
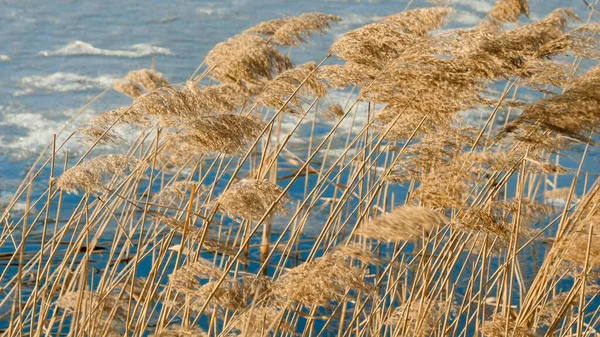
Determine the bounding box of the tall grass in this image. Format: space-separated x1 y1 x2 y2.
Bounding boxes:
1 1 600 336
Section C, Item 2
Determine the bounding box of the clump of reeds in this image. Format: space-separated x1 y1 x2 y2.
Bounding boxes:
4 2 600 337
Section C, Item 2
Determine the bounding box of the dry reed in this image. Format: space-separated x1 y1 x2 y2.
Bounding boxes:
3 2 600 337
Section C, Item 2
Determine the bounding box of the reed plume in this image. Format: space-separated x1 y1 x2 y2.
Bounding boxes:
181 82 249 115
483 0 530 27
154 181 203 205
381 7 453 36
388 127 476 181
149 326 207 337
453 201 539 246
113 79 143 99
336 243 380 265
257 61 327 115
329 23 420 68
471 9 577 79
330 7 451 69
321 103 345 121
132 82 248 124
229 306 289 336
246 13 341 46
166 260 259 314
537 285 600 327
55 154 142 194
168 277 248 313
507 63 600 143
356 205 448 242
480 313 536 337
385 298 450 336
213 178 288 221
55 290 129 335
177 114 266 155
113 68 168 98
559 216 600 267
205 34 292 87
127 68 169 92
270 251 371 306
156 137 202 168
78 106 149 145
169 261 225 293
536 23 600 59
316 63 377 89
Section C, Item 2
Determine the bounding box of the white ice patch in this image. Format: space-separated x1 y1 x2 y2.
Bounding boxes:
338 13 382 28
14 72 118 96
0 55 10 62
450 10 482 25
0 192 30 214
0 107 80 159
0 104 147 161
39 41 173 58
196 7 227 16
453 0 494 14
196 5 248 20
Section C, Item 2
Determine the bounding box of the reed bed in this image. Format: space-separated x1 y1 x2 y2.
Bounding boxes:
1 1 600 336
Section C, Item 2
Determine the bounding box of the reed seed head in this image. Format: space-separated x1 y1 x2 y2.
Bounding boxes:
247 13 341 46
178 114 266 155
149 325 207 337
205 34 293 87
56 154 142 194
257 62 327 115
213 178 288 221
357 205 448 242
271 252 371 306
113 68 168 98
480 313 536 337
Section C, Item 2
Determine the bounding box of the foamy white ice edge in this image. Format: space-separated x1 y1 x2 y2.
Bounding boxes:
15 72 119 96
39 41 173 58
